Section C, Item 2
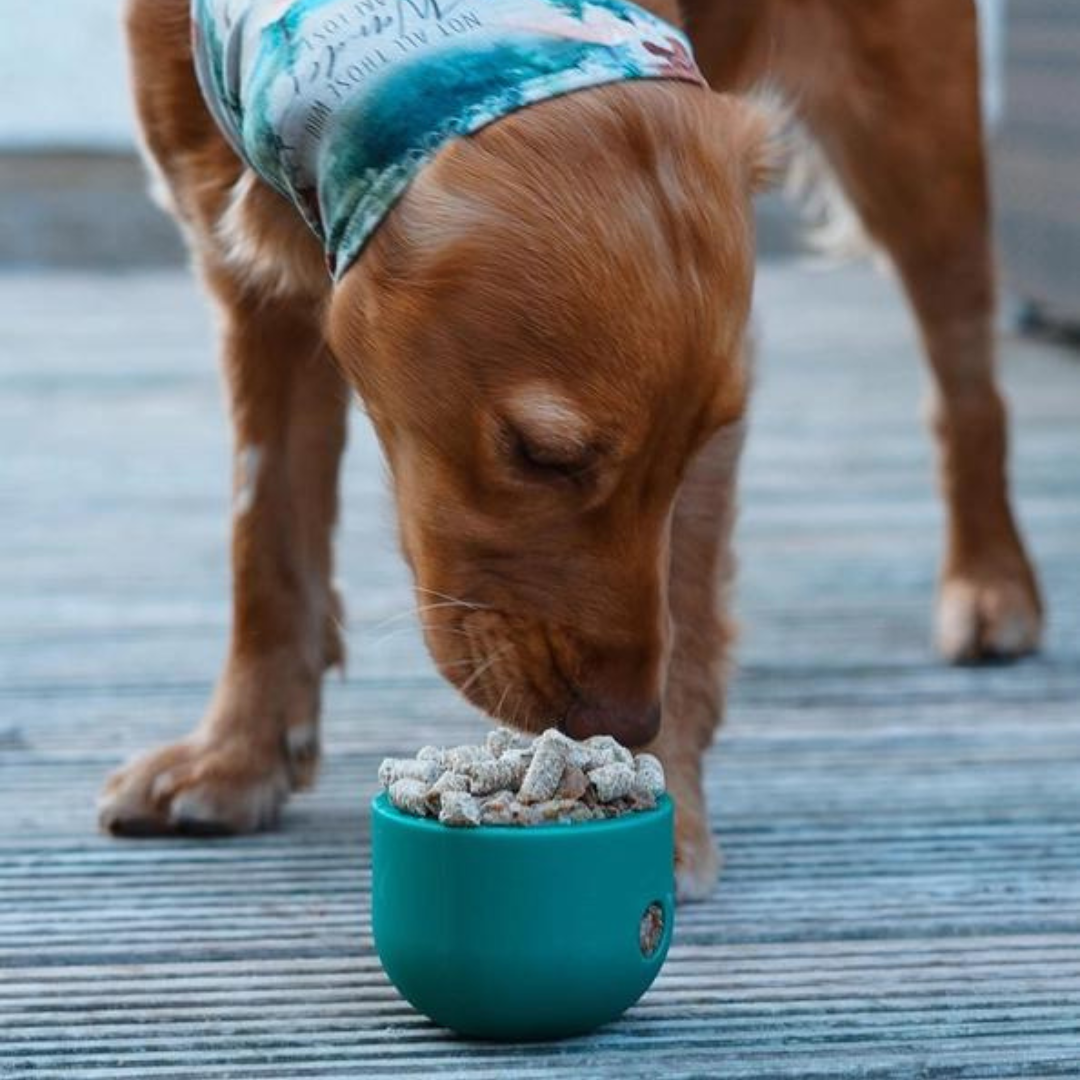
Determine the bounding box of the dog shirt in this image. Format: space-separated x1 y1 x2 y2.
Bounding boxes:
192 0 705 279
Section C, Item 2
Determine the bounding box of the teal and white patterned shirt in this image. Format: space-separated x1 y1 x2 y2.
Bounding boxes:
192 0 705 279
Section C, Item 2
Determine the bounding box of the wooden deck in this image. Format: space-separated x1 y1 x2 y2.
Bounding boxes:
2 260 1078 1078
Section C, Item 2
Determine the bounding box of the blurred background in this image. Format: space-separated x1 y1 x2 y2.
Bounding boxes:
0 0 184 268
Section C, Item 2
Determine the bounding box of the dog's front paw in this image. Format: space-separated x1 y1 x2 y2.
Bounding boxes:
936 566 1042 664
98 737 290 837
674 805 722 903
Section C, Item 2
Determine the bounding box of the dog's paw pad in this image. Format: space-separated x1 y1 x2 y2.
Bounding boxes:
98 740 290 838
675 833 722 903
285 722 321 790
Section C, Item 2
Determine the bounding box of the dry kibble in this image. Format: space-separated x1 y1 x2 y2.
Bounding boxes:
628 790 658 811
464 757 517 796
531 798 582 822
516 799 579 826
500 748 533 788
589 762 635 802
555 764 590 802
541 728 589 769
586 735 634 766
428 770 469 799
485 727 523 758
379 757 438 787
379 728 664 826
575 741 616 770
538 728 577 752
478 790 517 824
632 753 666 799
511 802 540 826
564 743 593 770
445 744 488 771
518 731 570 804
438 790 482 827
388 777 430 815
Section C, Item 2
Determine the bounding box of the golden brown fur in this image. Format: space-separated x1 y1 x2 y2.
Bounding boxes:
100 0 1042 899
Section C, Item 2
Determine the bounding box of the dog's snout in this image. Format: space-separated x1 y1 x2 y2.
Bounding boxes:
562 697 661 749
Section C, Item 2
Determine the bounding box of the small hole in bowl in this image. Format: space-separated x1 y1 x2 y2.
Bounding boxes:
639 901 665 958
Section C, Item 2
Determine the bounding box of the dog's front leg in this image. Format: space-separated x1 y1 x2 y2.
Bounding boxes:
99 279 348 835
654 420 746 901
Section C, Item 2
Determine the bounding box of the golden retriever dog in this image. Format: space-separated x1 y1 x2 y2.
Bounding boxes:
100 0 1042 900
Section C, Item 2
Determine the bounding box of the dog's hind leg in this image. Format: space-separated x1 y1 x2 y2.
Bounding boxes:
687 0 1043 662
778 0 1042 661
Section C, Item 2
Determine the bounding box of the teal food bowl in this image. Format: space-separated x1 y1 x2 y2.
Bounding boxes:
371 792 675 1040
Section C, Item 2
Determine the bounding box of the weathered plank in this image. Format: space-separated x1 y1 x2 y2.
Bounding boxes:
0 261 1078 1078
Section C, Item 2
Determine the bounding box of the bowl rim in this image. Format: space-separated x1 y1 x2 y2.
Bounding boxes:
371 791 672 838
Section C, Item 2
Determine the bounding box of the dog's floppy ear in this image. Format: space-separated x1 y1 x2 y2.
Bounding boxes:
709 90 788 195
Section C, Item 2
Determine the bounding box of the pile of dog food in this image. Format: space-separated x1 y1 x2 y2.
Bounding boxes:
379 727 665 827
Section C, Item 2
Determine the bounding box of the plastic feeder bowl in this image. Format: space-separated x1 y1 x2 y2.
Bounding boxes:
371 792 675 1040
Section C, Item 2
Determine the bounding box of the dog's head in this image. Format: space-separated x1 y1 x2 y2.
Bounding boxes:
328 83 774 746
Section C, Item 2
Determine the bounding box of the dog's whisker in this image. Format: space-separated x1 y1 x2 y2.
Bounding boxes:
509 691 524 734
370 600 476 633
457 647 508 698
491 680 512 722
413 586 491 612
416 621 474 638
439 655 489 671
366 620 472 649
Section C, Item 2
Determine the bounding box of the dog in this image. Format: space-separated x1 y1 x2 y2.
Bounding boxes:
100 0 1042 900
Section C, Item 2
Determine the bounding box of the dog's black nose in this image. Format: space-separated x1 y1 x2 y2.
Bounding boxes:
561 697 661 749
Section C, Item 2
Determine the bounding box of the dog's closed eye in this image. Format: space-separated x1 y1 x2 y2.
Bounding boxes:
499 387 601 486
506 424 597 482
